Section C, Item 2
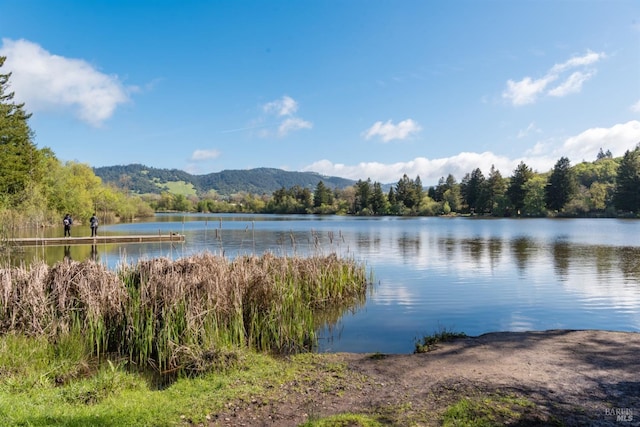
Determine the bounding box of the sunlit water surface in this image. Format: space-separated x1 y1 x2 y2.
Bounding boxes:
14 214 640 353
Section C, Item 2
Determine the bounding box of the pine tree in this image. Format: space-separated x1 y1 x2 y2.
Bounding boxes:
413 175 423 208
313 181 333 207
545 157 577 211
0 56 45 204
461 168 485 213
370 181 388 214
613 147 640 212
507 161 534 213
395 174 416 208
354 179 372 214
484 165 506 214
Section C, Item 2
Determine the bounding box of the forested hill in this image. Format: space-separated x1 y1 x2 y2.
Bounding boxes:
93 164 355 196
196 168 355 195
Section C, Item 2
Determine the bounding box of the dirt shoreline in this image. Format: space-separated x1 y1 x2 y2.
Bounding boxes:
212 329 640 426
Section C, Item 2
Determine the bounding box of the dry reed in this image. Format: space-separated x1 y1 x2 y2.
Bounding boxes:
0 252 368 374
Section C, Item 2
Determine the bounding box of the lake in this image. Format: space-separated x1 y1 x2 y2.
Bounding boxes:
13 214 640 353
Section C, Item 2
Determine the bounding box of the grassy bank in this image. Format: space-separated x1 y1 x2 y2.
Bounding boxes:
0 252 372 425
0 252 369 374
0 333 316 426
0 333 549 427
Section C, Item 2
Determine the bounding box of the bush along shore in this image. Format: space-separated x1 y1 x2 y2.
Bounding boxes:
0 252 369 377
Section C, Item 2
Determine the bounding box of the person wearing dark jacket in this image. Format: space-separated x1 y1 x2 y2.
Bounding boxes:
89 213 99 237
63 214 73 237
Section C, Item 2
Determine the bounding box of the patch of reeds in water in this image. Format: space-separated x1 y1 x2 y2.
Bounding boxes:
0 252 368 374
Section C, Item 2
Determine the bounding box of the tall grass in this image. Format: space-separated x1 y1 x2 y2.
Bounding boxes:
0 252 368 376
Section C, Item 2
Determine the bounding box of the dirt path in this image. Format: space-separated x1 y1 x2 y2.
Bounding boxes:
212 330 640 426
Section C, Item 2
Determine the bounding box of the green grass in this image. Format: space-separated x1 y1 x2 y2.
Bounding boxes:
414 328 467 353
0 336 394 426
300 413 384 427
0 335 300 426
157 180 197 196
442 395 543 427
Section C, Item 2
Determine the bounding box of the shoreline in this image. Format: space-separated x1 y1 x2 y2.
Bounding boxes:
215 329 640 426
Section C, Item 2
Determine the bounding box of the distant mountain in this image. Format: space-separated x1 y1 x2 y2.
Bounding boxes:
93 164 355 196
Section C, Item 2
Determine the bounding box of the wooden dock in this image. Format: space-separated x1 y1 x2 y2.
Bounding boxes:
8 234 185 247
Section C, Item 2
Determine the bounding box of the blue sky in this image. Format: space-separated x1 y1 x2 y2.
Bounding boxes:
1 1 639 185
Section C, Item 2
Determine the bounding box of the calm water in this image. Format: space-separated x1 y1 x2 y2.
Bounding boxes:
14 214 640 353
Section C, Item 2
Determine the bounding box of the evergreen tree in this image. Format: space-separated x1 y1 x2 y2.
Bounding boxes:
0 56 46 205
387 186 399 214
387 186 397 205
484 165 506 215
354 179 372 213
461 168 485 214
413 175 423 209
596 147 613 160
313 181 333 207
291 186 313 211
507 161 534 214
395 174 417 208
545 157 577 211
433 176 446 202
613 147 640 212
370 181 388 214
427 186 436 201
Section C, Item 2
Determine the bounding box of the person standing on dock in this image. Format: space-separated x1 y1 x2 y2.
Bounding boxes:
89 213 98 237
63 214 73 237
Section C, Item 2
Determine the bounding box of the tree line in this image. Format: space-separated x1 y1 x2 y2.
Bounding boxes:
145 145 640 218
173 148 639 217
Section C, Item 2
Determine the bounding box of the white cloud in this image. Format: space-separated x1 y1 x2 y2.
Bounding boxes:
517 122 541 138
631 100 640 113
525 138 555 156
503 75 556 106
278 117 312 136
190 149 221 161
548 70 594 97
503 50 605 106
304 152 516 185
0 38 131 126
550 50 604 73
304 121 640 184
560 120 640 161
363 119 422 142
258 95 312 137
263 95 298 116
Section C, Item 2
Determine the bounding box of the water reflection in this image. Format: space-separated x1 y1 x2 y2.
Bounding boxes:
619 248 640 281
4 215 640 353
488 238 502 270
6 242 106 266
511 237 535 273
552 241 571 281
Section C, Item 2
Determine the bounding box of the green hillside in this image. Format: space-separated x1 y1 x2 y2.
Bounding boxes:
93 164 355 196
